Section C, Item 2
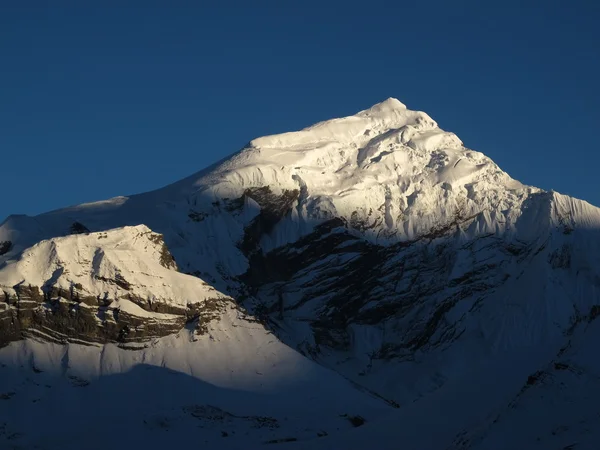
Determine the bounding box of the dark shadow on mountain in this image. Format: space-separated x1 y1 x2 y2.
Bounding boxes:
0 360 350 450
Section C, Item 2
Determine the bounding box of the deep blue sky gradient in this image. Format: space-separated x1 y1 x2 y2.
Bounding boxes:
1 1 599 221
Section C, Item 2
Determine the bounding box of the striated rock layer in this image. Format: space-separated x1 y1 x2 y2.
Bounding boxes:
0 225 231 347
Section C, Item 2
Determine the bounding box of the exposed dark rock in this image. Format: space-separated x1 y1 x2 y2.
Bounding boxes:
192 298 231 335
0 241 12 256
341 414 366 427
527 370 546 386
69 222 90 235
241 217 351 288
264 437 297 444
554 362 569 370
124 293 187 316
0 282 201 347
42 284 97 306
548 244 571 269
184 404 279 430
223 196 245 213
68 375 90 387
94 273 131 291
235 186 300 256
188 210 208 222
147 232 177 270
240 211 517 359
589 305 600 323
350 208 381 233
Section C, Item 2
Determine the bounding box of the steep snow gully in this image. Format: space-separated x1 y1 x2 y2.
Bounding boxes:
2 98 600 449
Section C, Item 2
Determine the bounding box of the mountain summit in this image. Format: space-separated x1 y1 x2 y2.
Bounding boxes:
2 99 600 449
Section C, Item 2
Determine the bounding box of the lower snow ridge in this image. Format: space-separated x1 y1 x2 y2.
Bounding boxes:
0 225 231 346
0 304 392 449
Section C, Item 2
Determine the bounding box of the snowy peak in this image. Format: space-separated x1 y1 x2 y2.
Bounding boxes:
0 98 591 272
185 98 532 244
248 97 431 150
357 97 407 116
1 98 597 263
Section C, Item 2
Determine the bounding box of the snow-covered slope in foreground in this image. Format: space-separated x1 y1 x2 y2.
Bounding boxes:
0 289 391 449
3 98 600 449
0 225 393 449
289 304 600 450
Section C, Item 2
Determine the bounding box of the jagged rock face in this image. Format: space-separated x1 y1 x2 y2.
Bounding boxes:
0 283 186 346
241 193 600 366
0 225 232 347
0 241 11 256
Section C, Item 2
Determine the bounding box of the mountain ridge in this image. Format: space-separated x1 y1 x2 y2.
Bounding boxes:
2 98 600 449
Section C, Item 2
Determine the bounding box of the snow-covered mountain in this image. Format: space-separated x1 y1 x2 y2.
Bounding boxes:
2 98 600 449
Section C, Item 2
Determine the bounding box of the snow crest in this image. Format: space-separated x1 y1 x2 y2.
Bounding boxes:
0 225 226 310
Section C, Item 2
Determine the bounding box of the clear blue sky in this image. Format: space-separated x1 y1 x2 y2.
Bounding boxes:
1 1 599 221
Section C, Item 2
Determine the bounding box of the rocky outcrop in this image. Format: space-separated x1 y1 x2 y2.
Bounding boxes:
230 186 300 256
240 194 600 372
0 241 11 256
0 225 234 347
69 221 90 235
0 279 239 347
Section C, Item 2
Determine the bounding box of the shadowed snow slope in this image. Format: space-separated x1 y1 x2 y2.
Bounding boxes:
0 310 390 449
2 98 600 449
